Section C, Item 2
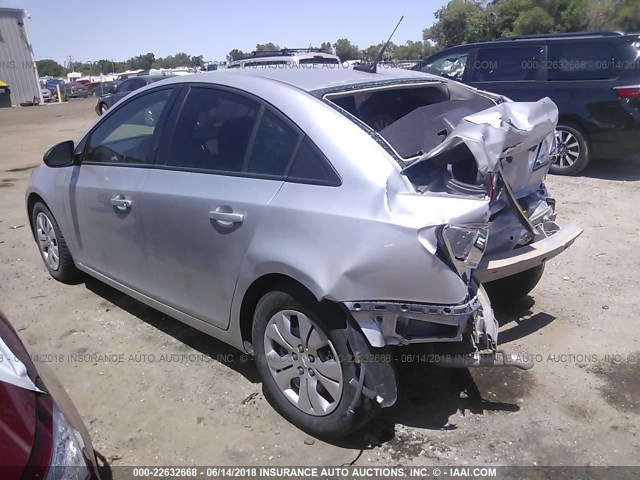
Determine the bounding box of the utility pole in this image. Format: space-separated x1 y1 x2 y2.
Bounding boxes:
67 55 74 72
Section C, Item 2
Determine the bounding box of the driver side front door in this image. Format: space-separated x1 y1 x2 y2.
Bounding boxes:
69 87 177 293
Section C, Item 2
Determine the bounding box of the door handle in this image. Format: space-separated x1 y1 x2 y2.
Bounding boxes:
110 194 132 211
209 209 245 226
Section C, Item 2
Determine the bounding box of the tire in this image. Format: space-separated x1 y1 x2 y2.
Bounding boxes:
483 264 545 306
550 123 590 175
31 201 80 283
99 103 108 115
252 287 378 438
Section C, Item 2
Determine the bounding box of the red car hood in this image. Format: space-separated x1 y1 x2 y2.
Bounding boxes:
0 315 38 479
0 382 36 475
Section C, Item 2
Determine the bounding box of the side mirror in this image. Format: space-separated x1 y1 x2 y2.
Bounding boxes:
43 140 75 168
108 86 117 94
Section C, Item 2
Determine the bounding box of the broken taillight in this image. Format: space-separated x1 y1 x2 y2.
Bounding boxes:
614 85 640 99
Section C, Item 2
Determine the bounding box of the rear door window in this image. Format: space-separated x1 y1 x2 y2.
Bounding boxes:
471 46 543 82
247 110 298 176
162 87 260 172
421 51 469 80
548 42 619 80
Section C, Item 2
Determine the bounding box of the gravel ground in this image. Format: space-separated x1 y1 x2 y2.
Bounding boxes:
0 99 639 476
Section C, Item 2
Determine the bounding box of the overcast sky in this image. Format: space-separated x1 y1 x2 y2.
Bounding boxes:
3 0 448 63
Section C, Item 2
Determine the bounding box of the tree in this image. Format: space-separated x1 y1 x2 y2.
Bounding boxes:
423 0 493 47
333 38 361 61
190 55 204 68
36 59 64 77
611 0 640 31
255 42 280 52
320 41 333 53
227 49 247 62
511 6 555 34
127 53 155 70
363 42 385 61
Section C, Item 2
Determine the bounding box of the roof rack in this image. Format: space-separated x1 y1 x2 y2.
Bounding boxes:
232 48 331 61
494 31 624 41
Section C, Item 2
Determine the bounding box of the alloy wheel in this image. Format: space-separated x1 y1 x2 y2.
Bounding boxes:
552 128 581 169
263 310 343 416
36 212 60 271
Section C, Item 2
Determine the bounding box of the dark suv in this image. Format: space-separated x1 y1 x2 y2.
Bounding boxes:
419 31 640 175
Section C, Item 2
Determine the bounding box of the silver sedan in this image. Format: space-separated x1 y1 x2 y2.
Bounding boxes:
25 66 581 437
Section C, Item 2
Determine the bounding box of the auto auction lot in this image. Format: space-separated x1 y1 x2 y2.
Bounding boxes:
0 99 639 474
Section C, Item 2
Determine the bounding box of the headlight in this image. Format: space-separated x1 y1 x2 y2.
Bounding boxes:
45 404 90 480
437 223 489 277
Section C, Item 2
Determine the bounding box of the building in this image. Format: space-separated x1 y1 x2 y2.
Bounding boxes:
0 8 41 106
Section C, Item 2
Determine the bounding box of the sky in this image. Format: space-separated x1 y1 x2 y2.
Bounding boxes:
2 0 448 64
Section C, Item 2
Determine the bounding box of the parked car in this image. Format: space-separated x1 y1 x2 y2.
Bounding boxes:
0 312 100 480
26 67 581 437
417 31 640 175
40 88 53 103
95 75 169 115
55 82 92 100
89 81 121 97
227 48 340 68
43 78 64 92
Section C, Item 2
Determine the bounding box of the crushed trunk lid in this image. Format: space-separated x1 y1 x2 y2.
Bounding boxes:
396 97 559 199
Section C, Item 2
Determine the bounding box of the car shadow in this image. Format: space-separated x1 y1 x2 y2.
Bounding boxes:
83 278 541 452
83 278 260 384
582 156 640 181
493 295 556 344
331 298 544 450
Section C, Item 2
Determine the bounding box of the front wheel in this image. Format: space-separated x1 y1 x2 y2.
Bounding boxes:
99 103 108 115
252 288 378 437
31 202 80 283
483 264 545 306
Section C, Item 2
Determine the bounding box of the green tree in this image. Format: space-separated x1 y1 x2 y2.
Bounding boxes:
36 59 64 77
320 41 333 53
424 0 493 47
611 0 640 30
363 42 385 61
126 53 155 70
512 6 556 34
255 42 280 52
333 38 361 61
226 49 247 62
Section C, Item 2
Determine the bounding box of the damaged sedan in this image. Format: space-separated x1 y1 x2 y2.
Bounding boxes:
25 66 581 437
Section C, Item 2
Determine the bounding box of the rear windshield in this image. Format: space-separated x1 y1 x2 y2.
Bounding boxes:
324 82 495 160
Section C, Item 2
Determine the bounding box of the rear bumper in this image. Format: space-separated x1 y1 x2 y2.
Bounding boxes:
474 224 582 283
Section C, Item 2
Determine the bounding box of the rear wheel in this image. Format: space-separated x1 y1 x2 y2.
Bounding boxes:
550 123 590 175
483 264 545 306
99 103 108 115
252 287 377 437
31 201 80 283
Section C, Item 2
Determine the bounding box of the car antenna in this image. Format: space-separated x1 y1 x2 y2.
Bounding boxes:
354 15 404 74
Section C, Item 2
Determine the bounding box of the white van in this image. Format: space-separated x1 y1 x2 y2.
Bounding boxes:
227 48 341 68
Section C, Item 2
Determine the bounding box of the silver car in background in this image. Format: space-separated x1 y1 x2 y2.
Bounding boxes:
25 67 581 437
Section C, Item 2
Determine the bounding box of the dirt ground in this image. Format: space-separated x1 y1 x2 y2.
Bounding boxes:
0 99 639 475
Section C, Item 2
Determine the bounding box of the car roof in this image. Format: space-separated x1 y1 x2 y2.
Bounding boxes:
430 31 640 54
159 67 442 95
